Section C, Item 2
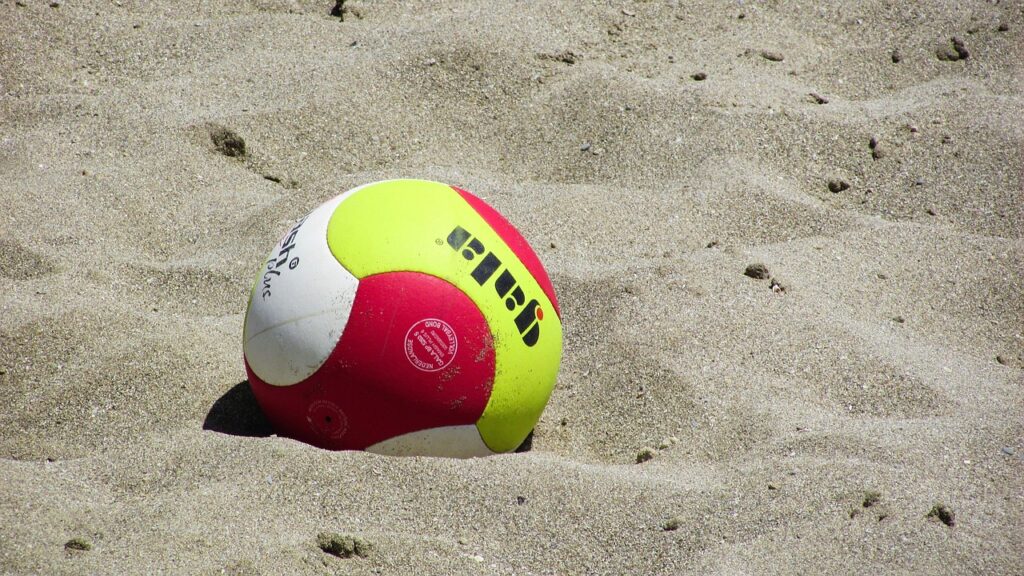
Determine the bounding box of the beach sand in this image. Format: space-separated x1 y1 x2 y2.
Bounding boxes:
2 1 1022 574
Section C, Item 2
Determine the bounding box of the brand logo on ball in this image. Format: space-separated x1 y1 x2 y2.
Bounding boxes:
404 318 458 372
446 226 543 346
261 215 307 300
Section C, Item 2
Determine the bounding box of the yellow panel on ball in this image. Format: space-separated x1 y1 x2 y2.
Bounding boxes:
325 179 562 453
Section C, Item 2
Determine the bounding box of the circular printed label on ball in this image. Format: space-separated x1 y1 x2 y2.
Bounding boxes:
307 400 348 439
404 318 458 372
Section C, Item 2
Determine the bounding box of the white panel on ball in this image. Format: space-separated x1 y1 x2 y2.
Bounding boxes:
365 425 497 458
243 190 362 386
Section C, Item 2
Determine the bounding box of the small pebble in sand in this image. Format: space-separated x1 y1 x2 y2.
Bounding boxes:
892 315 905 324
691 72 707 81
862 490 882 508
317 532 371 558
540 50 580 65
706 240 719 248
661 517 682 531
64 538 92 551
636 446 658 463
926 504 955 527
744 263 770 280
49 0 61 7
761 50 784 62
998 23 1009 32
995 355 1009 366
935 47 957 61
869 136 886 159
891 49 902 63
809 92 829 104
1001 446 1015 455
769 278 786 293
209 125 246 158
925 207 937 216
828 179 850 193
914 178 925 186
936 37 969 61
580 142 591 152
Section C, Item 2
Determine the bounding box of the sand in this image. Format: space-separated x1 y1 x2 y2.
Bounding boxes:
2 1 1022 574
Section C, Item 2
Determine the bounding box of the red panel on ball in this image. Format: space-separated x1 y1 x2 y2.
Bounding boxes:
248 271 496 450
451 185 561 318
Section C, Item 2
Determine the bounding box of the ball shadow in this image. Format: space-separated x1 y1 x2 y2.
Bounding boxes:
203 380 536 453
203 380 273 437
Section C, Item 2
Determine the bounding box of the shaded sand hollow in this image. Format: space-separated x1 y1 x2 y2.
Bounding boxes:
1 1 1022 574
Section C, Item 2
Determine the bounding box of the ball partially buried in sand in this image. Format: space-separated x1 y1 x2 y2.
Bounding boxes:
242 179 562 457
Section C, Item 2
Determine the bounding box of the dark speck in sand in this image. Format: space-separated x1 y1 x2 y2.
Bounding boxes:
330 0 347 19
636 446 657 463
862 490 882 508
209 125 246 158
927 504 955 527
744 263 770 280
64 538 92 552
937 37 969 61
828 179 850 193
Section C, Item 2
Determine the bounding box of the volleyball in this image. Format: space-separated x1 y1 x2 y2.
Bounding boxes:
242 179 562 457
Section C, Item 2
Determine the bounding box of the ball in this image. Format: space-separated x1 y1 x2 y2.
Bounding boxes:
242 179 563 457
